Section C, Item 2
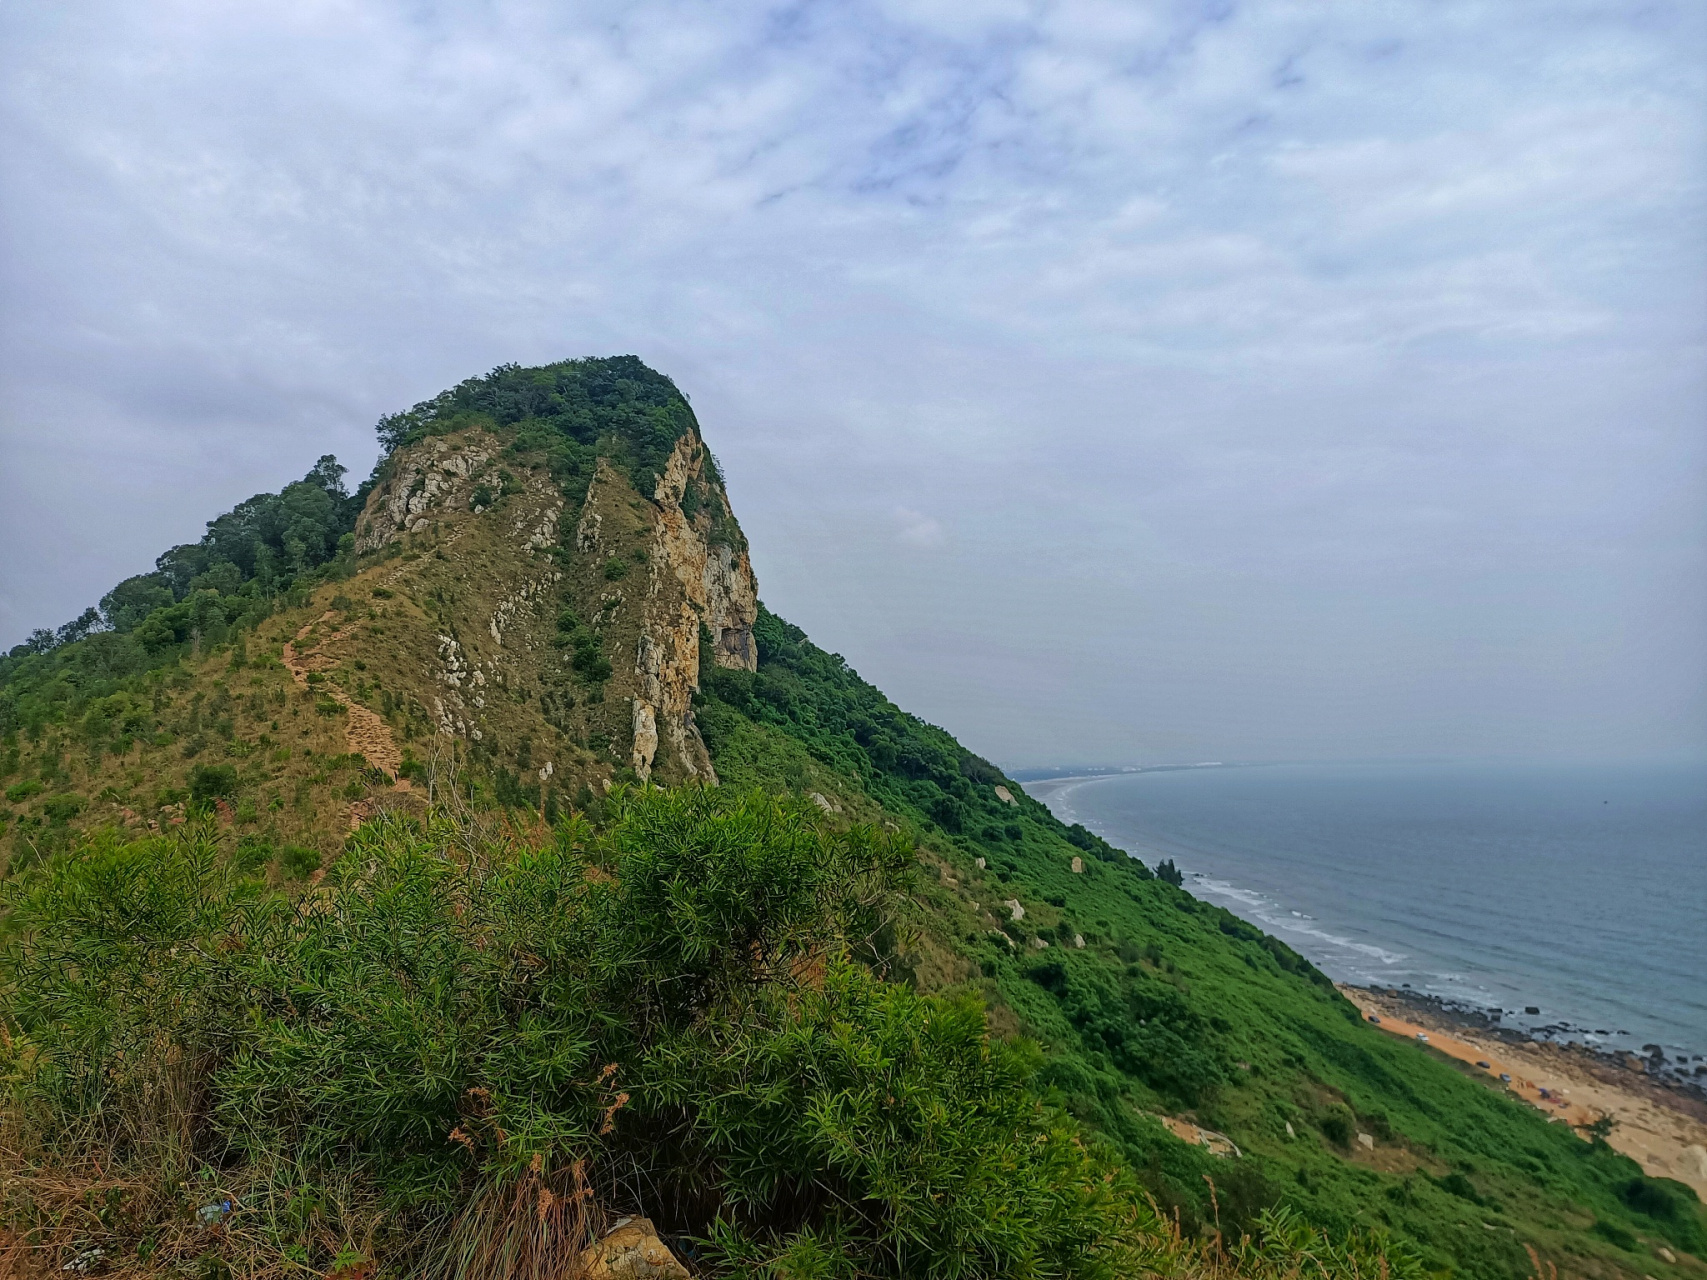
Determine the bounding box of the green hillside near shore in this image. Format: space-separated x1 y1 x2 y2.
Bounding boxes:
0 357 1701 1280
691 609 1705 1279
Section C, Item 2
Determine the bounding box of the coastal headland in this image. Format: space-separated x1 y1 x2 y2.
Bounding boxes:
1343 986 1707 1199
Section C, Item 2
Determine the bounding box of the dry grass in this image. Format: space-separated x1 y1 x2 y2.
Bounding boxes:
427 1160 603 1280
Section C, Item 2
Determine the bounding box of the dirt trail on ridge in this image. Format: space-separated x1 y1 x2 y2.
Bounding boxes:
282 613 407 786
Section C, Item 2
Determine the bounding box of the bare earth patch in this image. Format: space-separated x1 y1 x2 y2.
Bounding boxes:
1343 986 1707 1198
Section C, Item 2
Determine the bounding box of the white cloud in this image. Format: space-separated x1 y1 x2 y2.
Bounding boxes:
894 507 947 549
0 0 1702 760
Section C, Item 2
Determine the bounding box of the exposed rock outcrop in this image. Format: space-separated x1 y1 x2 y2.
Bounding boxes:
619 431 758 782
362 436 519 550
578 1217 690 1279
335 424 759 798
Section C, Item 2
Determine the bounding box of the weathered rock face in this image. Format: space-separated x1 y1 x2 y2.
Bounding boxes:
578 1216 691 1279
619 431 758 782
334 423 756 800
356 435 562 556
651 431 759 672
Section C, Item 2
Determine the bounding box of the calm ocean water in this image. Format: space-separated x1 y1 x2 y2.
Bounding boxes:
1029 760 1707 1061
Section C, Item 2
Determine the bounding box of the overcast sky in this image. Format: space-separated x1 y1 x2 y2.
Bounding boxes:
2 0 1703 766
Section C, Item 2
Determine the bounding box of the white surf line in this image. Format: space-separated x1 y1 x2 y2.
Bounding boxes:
1188 873 1409 967
1039 769 1416 974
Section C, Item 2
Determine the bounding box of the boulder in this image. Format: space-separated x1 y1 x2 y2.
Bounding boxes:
579 1217 690 1279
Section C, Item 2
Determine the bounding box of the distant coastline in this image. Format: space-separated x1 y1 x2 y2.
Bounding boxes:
1359 984 1707 1107
1027 760 1707 1088
1023 759 1707 1192
1008 761 1236 784
1347 985 1707 1196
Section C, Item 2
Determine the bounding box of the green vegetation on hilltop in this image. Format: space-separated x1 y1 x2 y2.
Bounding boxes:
374 355 718 512
0 355 710 742
0 453 361 780
0 355 726 871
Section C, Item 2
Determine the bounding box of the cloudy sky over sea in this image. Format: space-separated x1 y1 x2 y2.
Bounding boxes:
3 1 1703 764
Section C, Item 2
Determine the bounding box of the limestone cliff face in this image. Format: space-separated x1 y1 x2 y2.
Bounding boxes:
335 424 755 798
581 431 758 783
357 435 561 556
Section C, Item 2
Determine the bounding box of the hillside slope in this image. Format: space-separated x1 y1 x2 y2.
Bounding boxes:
693 612 1707 1280
2 357 1702 1280
1 359 757 872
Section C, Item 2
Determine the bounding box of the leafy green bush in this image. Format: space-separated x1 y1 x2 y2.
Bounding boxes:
1619 1175 1703 1251
234 833 273 872
41 794 85 823
1317 1105 1354 1148
188 763 238 804
555 606 612 683
5 779 44 803
279 843 321 878
1590 1219 1637 1250
0 792 1432 1279
1433 1171 1483 1205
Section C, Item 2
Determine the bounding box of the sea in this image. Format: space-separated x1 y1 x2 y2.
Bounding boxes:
1025 759 1707 1066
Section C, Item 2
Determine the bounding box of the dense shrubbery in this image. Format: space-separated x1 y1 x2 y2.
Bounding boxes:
8 788 1401 1279
1065 822 1153 878
374 356 705 505
554 607 612 684
9 455 358 665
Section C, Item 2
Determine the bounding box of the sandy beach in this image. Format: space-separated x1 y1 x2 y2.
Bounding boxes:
1341 986 1707 1199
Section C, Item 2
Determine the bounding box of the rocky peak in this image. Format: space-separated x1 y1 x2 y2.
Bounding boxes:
338 420 756 799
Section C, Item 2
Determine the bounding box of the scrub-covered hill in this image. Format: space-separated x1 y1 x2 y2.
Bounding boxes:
693 610 1707 1279
1 358 1700 1280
